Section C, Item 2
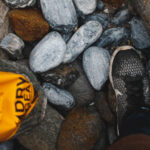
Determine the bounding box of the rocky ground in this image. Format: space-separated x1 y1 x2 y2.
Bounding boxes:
0 0 150 150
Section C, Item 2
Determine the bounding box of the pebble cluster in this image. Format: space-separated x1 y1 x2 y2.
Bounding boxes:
0 0 150 150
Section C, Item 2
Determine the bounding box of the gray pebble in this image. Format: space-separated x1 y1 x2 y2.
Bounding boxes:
0 33 24 60
84 13 110 29
4 0 36 8
112 9 131 25
96 27 130 48
0 141 14 150
63 21 103 63
83 46 110 90
61 32 73 43
43 83 75 110
97 0 105 11
73 0 97 15
130 17 150 49
40 0 78 33
29 32 66 73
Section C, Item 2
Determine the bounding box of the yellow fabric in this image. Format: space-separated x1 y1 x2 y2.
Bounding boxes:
0 72 39 142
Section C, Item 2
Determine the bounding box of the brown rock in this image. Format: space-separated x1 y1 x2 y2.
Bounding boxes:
39 64 79 88
95 92 115 125
0 0 10 41
58 106 102 150
127 0 150 35
9 8 50 42
102 0 124 8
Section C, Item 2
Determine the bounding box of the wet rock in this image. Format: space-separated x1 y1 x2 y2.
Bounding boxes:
40 64 79 88
112 9 131 25
0 33 24 60
29 32 66 73
67 61 95 106
102 0 124 8
0 0 10 41
40 0 77 33
4 0 36 8
130 17 150 49
0 141 14 150
57 106 103 150
84 14 110 29
96 27 129 48
9 8 50 42
73 0 97 15
97 0 105 11
83 47 110 90
43 83 75 110
107 126 117 145
63 21 103 63
18 104 63 150
95 92 115 125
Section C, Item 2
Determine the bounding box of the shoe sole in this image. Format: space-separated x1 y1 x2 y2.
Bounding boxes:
109 45 135 90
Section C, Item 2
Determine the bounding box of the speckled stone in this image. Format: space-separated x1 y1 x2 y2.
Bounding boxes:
39 64 79 88
112 9 131 25
29 32 66 73
43 83 75 110
73 0 97 15
83 47 110 90
0 33 24 60
58 106 103 150
84 14 110 29
9 8 50 42
4 0 36 8
130 17 150 49
40 0 77 33
63 21 103 63
96 27 129 48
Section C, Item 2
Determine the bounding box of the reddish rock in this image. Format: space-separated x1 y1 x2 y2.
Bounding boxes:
58 107 103 150
102 0 124 8
9 8 50 42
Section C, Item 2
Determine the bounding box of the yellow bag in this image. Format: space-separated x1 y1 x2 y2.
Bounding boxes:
0 71 38 142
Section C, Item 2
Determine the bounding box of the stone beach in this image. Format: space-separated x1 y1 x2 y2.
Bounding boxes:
0 0 150 149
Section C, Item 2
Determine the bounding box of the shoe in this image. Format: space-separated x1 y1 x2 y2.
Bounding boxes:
109 46 147 133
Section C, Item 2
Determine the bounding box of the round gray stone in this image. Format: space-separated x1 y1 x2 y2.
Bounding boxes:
4 0 36 8
29 32 66 73
40 0 78 33
43 83 75 110
83 46 110 90
63 21 103 63
73 0 97 15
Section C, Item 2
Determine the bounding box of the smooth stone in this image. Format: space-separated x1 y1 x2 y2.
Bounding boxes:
39 64 79 88
0 141 14 150
130 17 150 49
73 0 97 15
67 61 95 106
83 47 110 90
0 0 10 41
4 0 36 8
40 0 77 33
63 21 103 63
9 8 50 42
95 92 115 125
112 9 131 25
58 106 103 150
97 0 105 11
0 33 24 60
96 27 130 48
84 13 110 29
43 83 75 110
29 32 66 73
